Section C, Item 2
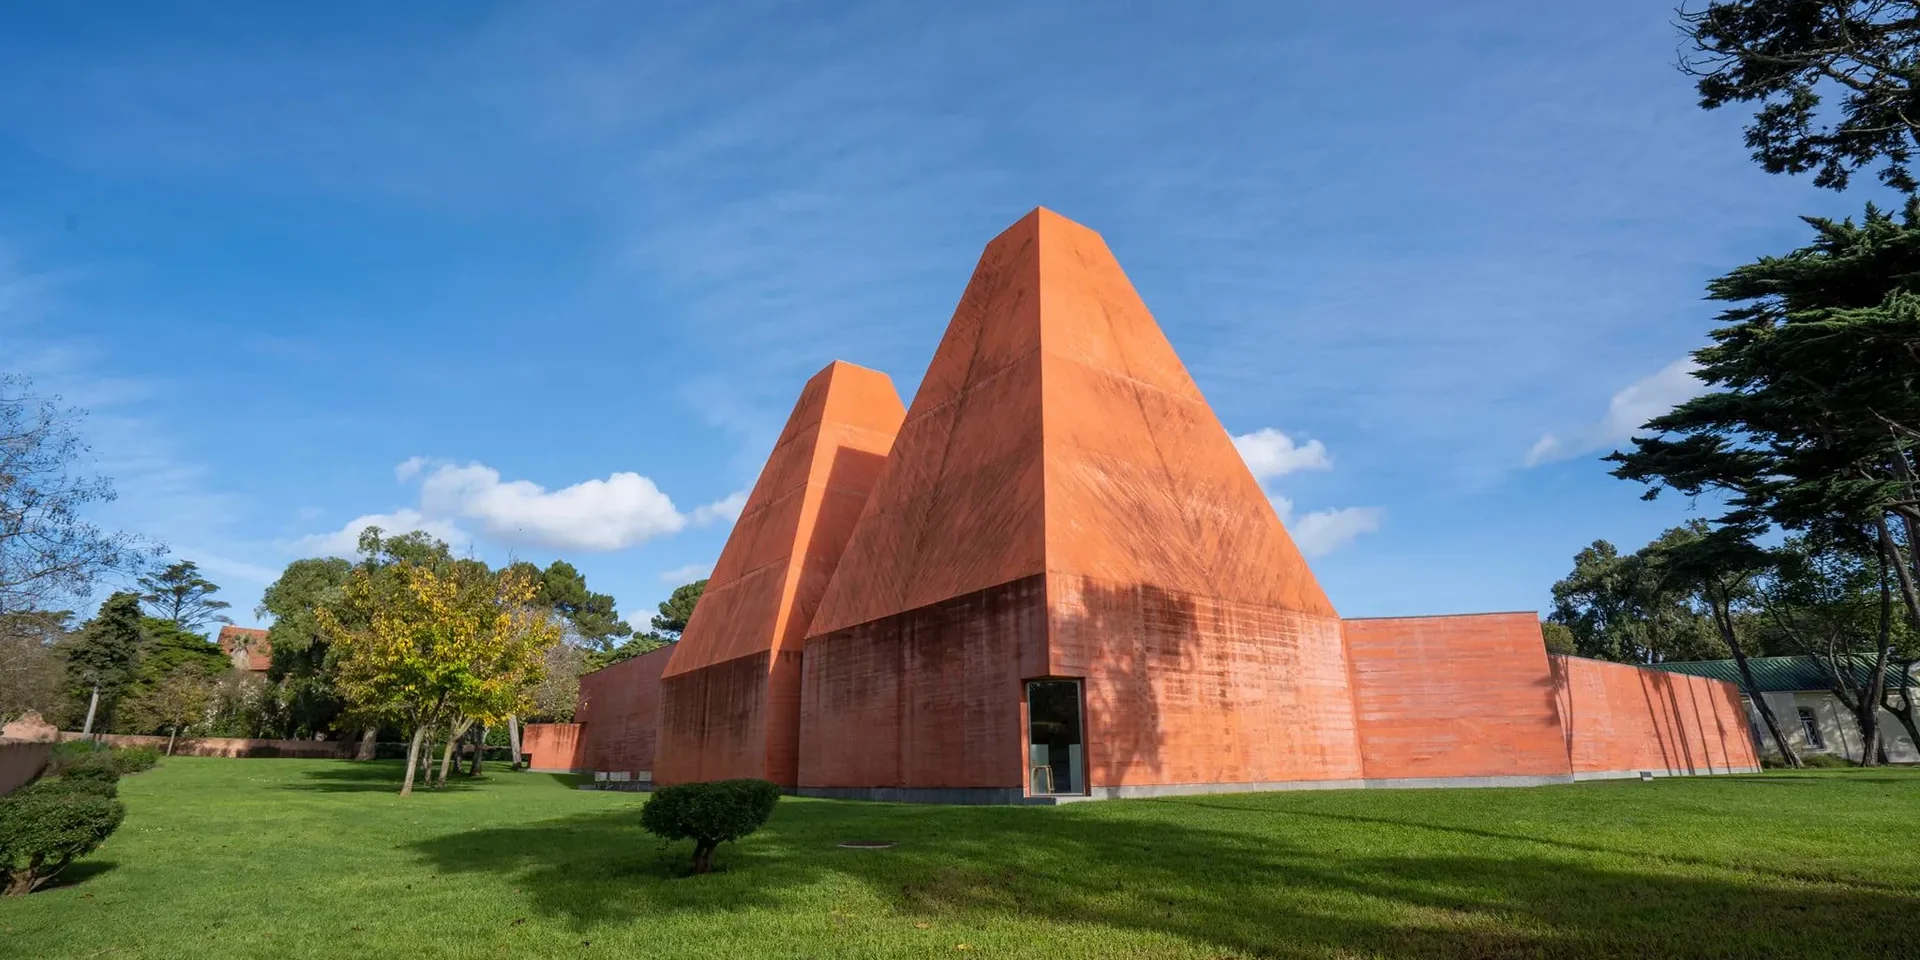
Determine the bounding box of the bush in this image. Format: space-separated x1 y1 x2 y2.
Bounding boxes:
1800 752 1853 768
0 789 125 895
48 740 110 764
111 746 161 774
23 776 117 800
48 751 121 787
640 779 780 874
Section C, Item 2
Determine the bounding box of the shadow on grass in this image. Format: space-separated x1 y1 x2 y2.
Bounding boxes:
407 800 1920 959
280 760 483 794
1154 798 1917 895
39 860 117 891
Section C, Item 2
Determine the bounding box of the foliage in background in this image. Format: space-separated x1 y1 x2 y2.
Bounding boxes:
136 560 232 633
61 592 146 732
321 558 560 795
0 610 72 725
1682 0 1920 191
0 374 157 616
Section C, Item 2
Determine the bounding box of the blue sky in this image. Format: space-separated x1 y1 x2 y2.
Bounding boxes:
0 1 1874 629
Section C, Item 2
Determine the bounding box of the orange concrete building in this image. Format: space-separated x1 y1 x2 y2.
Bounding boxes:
552 208 1758 801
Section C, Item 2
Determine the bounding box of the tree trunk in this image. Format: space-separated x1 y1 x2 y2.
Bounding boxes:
400 725 427 797
692 840 716 875
166 724 178 756
436 718 472 788
1712 589 1800 767
468 725 487 777
1884 687 1920 755
1881 514 1920 636
508 715 523 771
355 727 377 761
81 681 100 736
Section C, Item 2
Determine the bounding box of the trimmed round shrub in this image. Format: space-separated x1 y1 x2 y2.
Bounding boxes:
53 754 121 790
112 746 161 774
0 789 125 896
23 776 118 800
640 779 780 874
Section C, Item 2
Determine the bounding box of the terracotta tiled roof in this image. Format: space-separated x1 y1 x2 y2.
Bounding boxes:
217 625 272 672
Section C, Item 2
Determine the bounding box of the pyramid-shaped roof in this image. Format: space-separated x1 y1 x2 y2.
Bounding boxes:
807 208 1332 639
664 361 905 678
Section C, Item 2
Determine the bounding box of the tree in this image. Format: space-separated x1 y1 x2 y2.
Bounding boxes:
1681 0 1920 191
640 779 780 875
256 557 352 738
1754 535 1903 763
1540 621 1577 656
650 579 707 639
1608 201 1920 645
124 671 214 755
0 611 71 725
0 374 155 615
1548 539 1727 663
137 560 232 633
63 593 145 735
528 640 585 722
320 560 560 796
525 560 630 652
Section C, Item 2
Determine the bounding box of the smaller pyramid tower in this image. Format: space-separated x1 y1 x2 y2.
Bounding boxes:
652 361 905 786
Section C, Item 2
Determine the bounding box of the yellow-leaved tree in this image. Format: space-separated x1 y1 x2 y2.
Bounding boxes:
319 560 559 796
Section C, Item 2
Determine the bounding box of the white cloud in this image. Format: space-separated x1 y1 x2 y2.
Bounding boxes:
658 562 711 584
1238 437 1380 557
394 456 427 481
690 489 748 527
289 509 471 559
417 462 687 551
1232 428 1331 482
1526 358 1703 467
1289 507 1385 558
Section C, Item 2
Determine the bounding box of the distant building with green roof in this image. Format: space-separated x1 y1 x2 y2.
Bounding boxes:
1652 656 1918 764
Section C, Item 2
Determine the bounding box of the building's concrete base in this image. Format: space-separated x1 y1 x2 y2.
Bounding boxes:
795 768 1762 805
1572 766 1761 782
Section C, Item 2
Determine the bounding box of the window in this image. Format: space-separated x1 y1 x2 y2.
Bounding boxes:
1026 679 1085 796
1797 707 1825 749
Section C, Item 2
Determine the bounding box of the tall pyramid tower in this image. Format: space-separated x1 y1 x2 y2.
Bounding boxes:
652 361 905 787
797 209 1362 799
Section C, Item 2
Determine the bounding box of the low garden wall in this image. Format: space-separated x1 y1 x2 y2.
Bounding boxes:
56 732 362 759
0 740 52 795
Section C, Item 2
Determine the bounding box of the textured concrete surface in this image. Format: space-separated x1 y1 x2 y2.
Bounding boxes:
800 575 1042 790
1344 612 1571 781
654 360 904 787
576 644 673 778
1551 654 1759 776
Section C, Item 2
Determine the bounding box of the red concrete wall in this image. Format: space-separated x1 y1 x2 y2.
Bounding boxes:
1343 613 1571 780
520 722 584 772
799 576 1044 790
1552 655 1759 775
1050 574 1361 787
576 645 673 776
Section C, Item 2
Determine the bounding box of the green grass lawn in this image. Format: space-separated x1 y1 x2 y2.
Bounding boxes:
3 759 1917 959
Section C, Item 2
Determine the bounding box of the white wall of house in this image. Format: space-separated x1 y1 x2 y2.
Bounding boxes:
1743 690 1920 763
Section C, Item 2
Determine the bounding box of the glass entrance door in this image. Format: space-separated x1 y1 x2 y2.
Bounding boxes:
1026 679 1084 796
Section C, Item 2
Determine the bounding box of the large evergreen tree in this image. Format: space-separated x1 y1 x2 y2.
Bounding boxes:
138 560 233 633
64 592 146 733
